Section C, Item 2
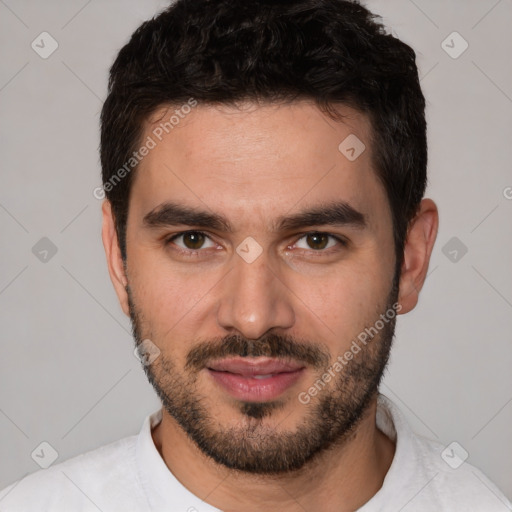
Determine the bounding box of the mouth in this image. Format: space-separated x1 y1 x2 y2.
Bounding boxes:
206 357 306 402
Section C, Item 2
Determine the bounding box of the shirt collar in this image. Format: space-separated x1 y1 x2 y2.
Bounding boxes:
135 408 221 511
135 394 411 510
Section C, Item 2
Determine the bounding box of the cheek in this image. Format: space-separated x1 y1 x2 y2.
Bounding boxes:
128 249 222 335
290 257 392 345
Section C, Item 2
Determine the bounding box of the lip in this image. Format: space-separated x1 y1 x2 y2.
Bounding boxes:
207 357 305 402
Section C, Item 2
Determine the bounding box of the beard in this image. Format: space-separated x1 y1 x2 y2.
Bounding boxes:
127 275 399 475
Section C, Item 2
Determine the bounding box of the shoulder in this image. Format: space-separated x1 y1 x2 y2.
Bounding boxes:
374 395 511 511
411 434 512 511
0 434 147 512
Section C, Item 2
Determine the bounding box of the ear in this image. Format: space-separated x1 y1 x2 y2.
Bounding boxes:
101 200 130 316
397 198 439 314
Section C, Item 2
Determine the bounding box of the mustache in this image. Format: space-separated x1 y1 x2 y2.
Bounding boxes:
185 333 330 372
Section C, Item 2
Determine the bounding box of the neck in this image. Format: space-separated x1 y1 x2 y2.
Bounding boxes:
152 396 395 512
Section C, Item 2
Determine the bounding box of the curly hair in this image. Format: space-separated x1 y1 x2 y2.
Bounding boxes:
100 0 427 273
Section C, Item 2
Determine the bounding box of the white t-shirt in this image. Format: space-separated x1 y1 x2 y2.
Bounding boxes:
1 394 510 511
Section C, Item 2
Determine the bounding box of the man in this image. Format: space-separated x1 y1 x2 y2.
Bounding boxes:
1 0 510 510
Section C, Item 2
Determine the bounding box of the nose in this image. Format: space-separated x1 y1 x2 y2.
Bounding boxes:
216 252 295 340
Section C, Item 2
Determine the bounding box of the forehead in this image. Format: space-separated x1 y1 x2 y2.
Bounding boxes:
131 101 389 232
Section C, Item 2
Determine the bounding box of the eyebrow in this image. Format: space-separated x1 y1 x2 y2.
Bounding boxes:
142 200 367 232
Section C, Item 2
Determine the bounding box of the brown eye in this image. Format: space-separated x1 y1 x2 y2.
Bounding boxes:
168 231 215 251
305 233 329 250
181 231 206 249
294 232 345 252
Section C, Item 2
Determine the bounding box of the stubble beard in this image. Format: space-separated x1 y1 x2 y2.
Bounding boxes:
127 278 399 475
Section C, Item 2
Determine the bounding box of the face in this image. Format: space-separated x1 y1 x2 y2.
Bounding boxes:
117 101 400 473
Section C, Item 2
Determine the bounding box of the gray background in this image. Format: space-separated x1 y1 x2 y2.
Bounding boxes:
1 0 511 503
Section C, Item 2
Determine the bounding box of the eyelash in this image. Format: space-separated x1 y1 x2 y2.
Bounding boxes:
164 231 348 257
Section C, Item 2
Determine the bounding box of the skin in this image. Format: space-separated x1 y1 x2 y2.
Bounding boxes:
102 100 438 512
